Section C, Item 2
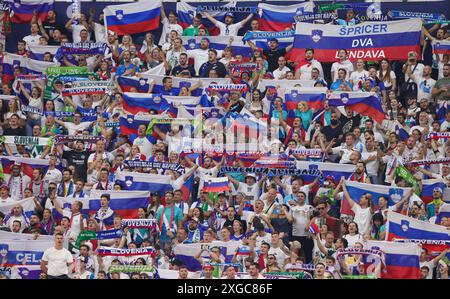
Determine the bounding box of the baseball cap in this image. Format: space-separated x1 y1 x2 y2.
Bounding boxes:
225 12 234 18
245 173 257 180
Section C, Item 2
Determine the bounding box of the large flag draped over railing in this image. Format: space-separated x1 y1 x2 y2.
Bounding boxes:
2 52 58 83
386 211 450 257
0 239 53 266
291 19 422 62
366 240 421 279
257 2 315 32
103 0 161 35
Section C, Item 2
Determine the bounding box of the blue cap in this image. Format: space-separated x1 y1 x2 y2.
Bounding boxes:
225 12 234 18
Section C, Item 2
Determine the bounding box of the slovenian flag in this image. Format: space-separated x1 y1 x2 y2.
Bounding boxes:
386 210 450 257
366 240 421 279
432 39 450 55
342 181 412 217
115 171 172 205
421 180 447 205
103 0 161 35
436 204 450 225
203 177 230 193
0 239 53 266
257 2 315 32
291 19 421 63
176 1 236 36
8 0 54 23
183 36 253 58
0 197 36 220
26 45 59 61
122 92 173 115
327 92 385 124
89 190 151 219
2 52 58 83
0 155 51 178
394 121 410 141
284 88 327 111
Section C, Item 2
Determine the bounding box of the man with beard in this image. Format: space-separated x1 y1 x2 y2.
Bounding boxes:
186 217 206 243
349 161 371 184
321 112 342 143
202 11 253 37
88 8 106 43
62 140 90 182
22 214 47 235
6 164 31 200
335 106 361 137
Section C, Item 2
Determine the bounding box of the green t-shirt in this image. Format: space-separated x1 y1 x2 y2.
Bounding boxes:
182 26 210 36
434 77 450 102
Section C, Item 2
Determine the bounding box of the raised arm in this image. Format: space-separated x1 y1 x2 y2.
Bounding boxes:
240 14 254 27
182 164 199 182
225 173 240 188
203 12 219 26
340 177 357 209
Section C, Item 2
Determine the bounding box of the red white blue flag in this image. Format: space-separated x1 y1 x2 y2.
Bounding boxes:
257 2 315 32
103 0 161 35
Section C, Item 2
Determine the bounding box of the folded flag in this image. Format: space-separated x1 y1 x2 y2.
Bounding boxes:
327 92 385 124
257 2 315 32
291 19 421 62
103 0 161 35
366 240 421 279
309 222 319 235
386 210 450 257
203 177 230 193
9 0 54 23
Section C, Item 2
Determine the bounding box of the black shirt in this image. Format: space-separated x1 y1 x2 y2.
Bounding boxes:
3 126 26 136
263 48 287 73
62 149 90 181
42 21 66 39
339 114 361 136
321 124 342 142
171 65 196 77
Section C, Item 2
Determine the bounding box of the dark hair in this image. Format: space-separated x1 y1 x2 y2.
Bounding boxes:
338 68 347 75
162 76 172 84
305 48 314 53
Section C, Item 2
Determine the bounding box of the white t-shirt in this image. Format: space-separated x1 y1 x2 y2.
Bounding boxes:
71 24 90 44
42 247 73 276
268 247 288 266
272 66 291 80
159 18 184 46
216 21 243 36
6 174 31 200
63 122 91 136
23 34 42 47
420 260 435 279
93 23 106 43
237 182 260 207
87 152 114 164
175 201 189 216
298 59 324 80
403 63 424 82
63 210 86 240
187 49 223 76
44 168 62 185
343 233 364 248
361 149 379 176
331 60 354 81
413 76 436 102
291 204 313 237
378 70 396 89
133 137 153 158
350 70 369 91
351 205 372 235
195 166 219 198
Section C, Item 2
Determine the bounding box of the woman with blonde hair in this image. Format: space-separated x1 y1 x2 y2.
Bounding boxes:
294 100 314 131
